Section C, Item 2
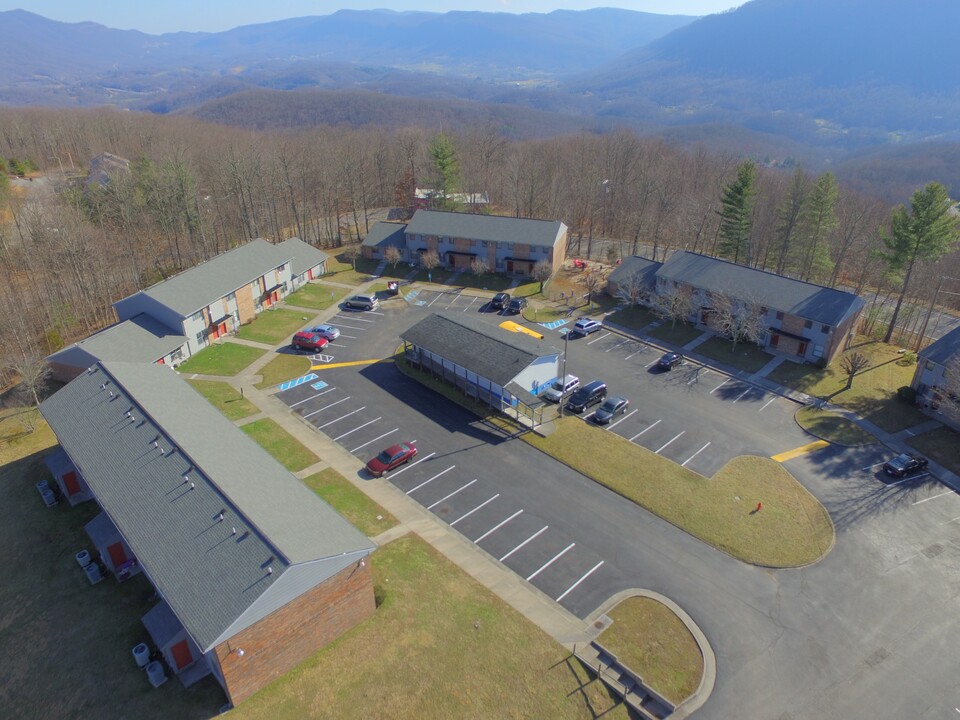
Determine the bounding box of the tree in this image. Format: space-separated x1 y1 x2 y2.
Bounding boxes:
614 268 651 308
470 256 490 278
840 352 869 390
429 133 461 204
652 283 695 328
795 172 839 283
384 245 402 271
582 269 605 308
11 352 52 408
706 293 766 352
716 160 757 264
420 249 440 280
341 244 361 270
772 167 809 274
532 259 553 293
881 183 960 342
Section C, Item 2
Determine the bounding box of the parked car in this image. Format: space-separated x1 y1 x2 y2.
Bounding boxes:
543 374 580 403
344 294 380 311
658 352 684 370
491 292 511 310
366 442 418 477
306 324 341 341
291 331 329 353
593 395 630 424
565 380 608 414
572 317 602 336
506 297 528 314
882 452 929 478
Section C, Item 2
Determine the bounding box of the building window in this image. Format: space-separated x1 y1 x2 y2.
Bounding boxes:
803 319 813 329
776 311 784 321
926 360 935 370
760 306 767 315
195 329 208 345
821 323 830 333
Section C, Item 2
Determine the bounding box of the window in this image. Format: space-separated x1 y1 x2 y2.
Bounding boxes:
776 311 784 321
803 319 813 329
926 360 935 370
195 329 208 345
760 306 768 315
821 324 830 334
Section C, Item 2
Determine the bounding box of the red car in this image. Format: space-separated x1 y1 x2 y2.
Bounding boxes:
291 331 329 353
366 442 417 477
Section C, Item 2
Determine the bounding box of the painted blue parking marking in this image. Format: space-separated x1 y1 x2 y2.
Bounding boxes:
406 289 421 299
310 380 329 390
414 300 427 306
539 319 569 330
278 373 318 391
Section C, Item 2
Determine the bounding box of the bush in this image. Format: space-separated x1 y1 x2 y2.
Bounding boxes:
815 357 829 369
896 351 917 367
897 386 917 404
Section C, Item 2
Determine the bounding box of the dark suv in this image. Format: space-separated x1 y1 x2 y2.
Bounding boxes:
565 380 608 414
491 292 511 310
507 297 528 314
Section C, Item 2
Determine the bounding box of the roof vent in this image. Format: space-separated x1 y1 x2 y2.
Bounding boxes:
153 440 158 448
190 482 195 490
109 391 114 398
87 366 95 374
267 567 273 575
129 415 136 423
182 475 189 484
231 527 237 536
100 383 106 390
125 410 131 417
159 447 165 456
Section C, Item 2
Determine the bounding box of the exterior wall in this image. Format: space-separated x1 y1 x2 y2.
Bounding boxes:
236 285 256 325
213 560 375 707
512 354 561 395
53 464 93 506
553 226 569 274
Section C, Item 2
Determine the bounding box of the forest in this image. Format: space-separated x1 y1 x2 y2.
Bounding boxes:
0 106 957 391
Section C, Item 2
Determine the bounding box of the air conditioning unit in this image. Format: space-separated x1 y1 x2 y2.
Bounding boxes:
132 643 151 669
37 480 57 507
84 562 103 585
75 549 91 568
146 661 168 688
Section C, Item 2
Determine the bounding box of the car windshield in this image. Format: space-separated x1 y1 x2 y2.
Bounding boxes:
889 455 910 468
377 450 393 463
600 400 616 412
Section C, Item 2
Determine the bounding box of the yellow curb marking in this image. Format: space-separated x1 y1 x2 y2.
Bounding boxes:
499 320 545 340
310 358 390 371
771 440 830 463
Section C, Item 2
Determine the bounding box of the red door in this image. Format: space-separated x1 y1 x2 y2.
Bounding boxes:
271 290 279 304
219 322 228 336
770 334 780 349
797 342 808 357
308 269 314 280
171 639 193 670
107 542 127 568
63 471 81 496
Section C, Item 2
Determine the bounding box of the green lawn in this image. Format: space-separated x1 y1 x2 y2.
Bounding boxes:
241 418 319 472
301 469 398 537
285 283 350 310
230 536 626 720
795 406 876 446
523 304 569 323
694 336 775 374
647 322 702 347
254 354 313 389
526 419 834 567
598 596 703 705
605 305 658 332
176 343 266 376
235 309 308 345
908 425 960 476
767 338 929 433
187 380 259 421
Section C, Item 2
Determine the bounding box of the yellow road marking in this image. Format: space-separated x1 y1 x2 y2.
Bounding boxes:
499 320 544 339
771 440 830 463
310 358 389 371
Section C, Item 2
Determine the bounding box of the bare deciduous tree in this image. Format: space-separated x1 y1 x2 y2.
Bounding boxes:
614 269 651 307
707 292 766 352
11 353 52 408
470 256 490 278
384 245 402 271
840 351 870 389
341 243 361 270
532 259 553 293
420 250 440 279
582 269 605 308
652 283 695 328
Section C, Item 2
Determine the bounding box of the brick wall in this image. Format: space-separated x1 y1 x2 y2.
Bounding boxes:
213 560 375 706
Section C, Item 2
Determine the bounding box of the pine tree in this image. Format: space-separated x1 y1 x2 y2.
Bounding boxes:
795 172 839 283
716 160 757 265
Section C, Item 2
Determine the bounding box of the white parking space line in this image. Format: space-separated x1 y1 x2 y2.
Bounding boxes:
427 293 444 307
555 560 605 602
731 387 753 403
624 348 644 360
389 451 437 479
316 406 366 429
587 332 612 345
474 509 524 543
885 473 925 486
656 431 685 454
605 340 628 353
526 543 576 581
350 428 399 453
333 315 378 324
607 409 638 430
405 465 456 494
451 494 501 526
913 489 952 505
500 526 548 562
303 396 350 418
759 397 777 412
682 442 711 467
711 378 729 394
330 323 368 331
630 419 660 441
290 388 336 407
861 462 885 471
645 357 661 368
427 478 478 510
333 417 382 441
338 334 358 339
462 296 479 312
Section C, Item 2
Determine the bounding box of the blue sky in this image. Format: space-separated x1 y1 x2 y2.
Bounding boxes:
0 1 744 34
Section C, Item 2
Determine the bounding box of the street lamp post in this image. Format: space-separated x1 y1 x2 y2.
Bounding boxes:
558 329 569 418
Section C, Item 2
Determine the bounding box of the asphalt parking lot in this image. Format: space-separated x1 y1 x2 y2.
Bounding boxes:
272 289 960 719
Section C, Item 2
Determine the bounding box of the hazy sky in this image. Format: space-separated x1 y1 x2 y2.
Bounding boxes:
1 1 744 34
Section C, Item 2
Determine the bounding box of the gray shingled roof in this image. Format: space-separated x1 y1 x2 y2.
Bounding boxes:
657 251 865 326
919 326 960 366
275 237 328 278
405 210 566 249
607 256 662 290
401 311 559 387
120 239 292 318
39 361 373 651
362 222 408 249
47 314 185 368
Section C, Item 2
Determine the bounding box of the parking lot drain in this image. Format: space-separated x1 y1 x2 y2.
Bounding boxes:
865 647 890 667
921 543 945 559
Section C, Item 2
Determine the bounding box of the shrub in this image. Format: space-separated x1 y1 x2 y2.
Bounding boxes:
897 386 917 404
896 351 917 367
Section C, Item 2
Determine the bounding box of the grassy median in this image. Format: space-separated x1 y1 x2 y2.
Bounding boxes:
526 418 834 567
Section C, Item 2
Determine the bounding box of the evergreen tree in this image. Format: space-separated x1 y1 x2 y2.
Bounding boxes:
429 133 460 207
882 182 960 342
716 160 757 264
773 167 809 274
795 172 838 283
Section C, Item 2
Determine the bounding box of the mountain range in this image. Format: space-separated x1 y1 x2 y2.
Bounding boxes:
2 1 960 171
